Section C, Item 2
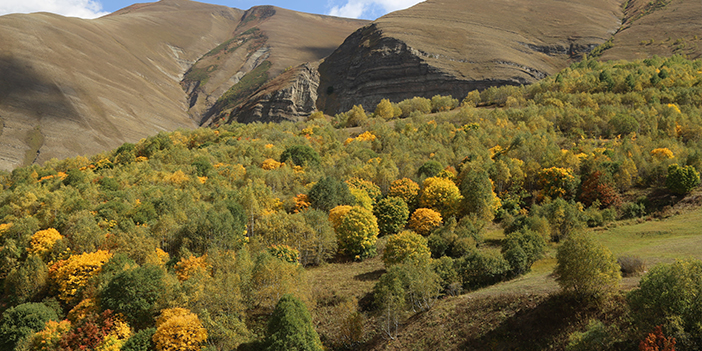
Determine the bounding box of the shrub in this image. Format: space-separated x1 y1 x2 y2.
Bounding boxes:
639 326 676 351
382 231 431 267
456 250 511 289
554 233 621 300
374 197 409 236
430 95 459 112
620 201 647 219
461 90 481 107
408 208 443 236
336 206 379 260
397 97 431 117
122 328 156 351
374 99 395 120
618 256 646 277
666 164 700 195
263 294 323 351
345 105 368 127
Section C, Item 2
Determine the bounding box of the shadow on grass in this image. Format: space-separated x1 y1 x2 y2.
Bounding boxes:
354 269 386 282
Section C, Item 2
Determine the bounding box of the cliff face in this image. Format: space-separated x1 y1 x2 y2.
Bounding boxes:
317 24 527 114
232 63 320 124
318 0 624 114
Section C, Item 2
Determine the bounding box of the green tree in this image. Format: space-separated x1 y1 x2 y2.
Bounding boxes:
666 164 700 195
460 168 497 223
417 160 443 179
264 294 323 351
628 259 702 349
0 302 58 350
122 328 156 351
100 264 167 329
346 105 368 127
382 231 431 267
501 229 546 275
336 206 379 260
280 145 320 167
308 177 354 212
553 233 621 300
374 197 409 236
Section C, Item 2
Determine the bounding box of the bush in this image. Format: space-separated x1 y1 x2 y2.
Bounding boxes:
620 201 646 219
456 250 511 289
430 95 459 112
264 294 323 351
382 231 431 267
666 164 700 195
431 256 460 294
554 233 621 300
374 99 395 120
0 302 59 350
397 97 431 117
617 256 646 277
374 197 409 236
427 217 481 259
419 177 462 219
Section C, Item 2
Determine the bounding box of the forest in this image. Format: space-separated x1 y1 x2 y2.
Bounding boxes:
0 54 701 350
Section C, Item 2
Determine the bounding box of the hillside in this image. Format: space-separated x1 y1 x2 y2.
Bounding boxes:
317 0 625 114
0 55 700 350
0 0 365 172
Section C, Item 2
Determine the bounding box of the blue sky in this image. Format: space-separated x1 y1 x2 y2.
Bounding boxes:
0 0 424 20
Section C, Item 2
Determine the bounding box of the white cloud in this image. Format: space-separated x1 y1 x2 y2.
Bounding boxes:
328 0 424 19
0 0 109 19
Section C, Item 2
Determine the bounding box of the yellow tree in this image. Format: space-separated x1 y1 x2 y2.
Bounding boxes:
382 231 431 267
49 250 112 303
152 308 207 351
419 177 462 219
408 208 442 236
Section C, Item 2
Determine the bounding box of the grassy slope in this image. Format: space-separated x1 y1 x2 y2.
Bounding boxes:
308 200 702 350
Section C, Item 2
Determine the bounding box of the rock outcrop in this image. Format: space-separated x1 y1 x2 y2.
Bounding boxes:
231 63 320 124
318 0 624 114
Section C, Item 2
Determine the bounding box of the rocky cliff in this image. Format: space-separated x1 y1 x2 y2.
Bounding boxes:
227 63 320 124
318 0 624 114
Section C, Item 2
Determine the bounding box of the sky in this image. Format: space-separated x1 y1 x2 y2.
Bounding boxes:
0 0 424 20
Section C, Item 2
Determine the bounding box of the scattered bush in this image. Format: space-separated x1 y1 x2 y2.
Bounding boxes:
382 231 431 267
554 233 621 300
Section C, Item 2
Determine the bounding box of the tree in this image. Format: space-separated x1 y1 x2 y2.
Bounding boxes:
408 208 442 236
666 164 700 195
50 249 113 303
419 176 462 219
346 177 382 205
122 328 156 351
579 171 621 208
27 228 63 259
460 168 498 223
152 308 207 351
383 231 431 267
639 326 676 351
0 303 58 350
388 178 420 210
100 264 166 329
308 177 353 212
375 99 395 120
280 145 320 167
538 167 578 200
374 197 409 236
628 259 702 348
336 206 379 260
346 105 368 127
501 229 546 275
263 294 323 351
553 233 621 300
417 161 443 179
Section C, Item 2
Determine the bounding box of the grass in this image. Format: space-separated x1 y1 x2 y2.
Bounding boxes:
216 60 272 110
22 125 43 167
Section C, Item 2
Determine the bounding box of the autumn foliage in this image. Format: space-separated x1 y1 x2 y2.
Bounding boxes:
639 326 676 351
152 308 207 351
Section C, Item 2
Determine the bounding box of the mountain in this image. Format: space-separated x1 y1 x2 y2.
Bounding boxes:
0 0 366 171
316 0 702 115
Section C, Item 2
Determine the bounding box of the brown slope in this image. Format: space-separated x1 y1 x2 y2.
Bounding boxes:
600 0 702 60
317 0 624 114
0 0 243 171
182 6 367 125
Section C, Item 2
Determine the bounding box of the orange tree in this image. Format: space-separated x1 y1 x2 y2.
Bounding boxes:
408 208 442 236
